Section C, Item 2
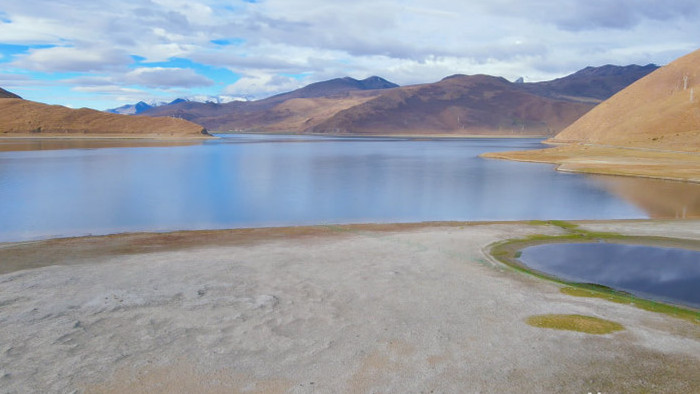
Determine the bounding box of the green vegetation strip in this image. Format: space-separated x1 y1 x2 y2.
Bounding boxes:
526 314 625 335
489 220 700 324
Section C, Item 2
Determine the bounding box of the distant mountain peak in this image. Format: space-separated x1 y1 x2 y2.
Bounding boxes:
572 63 658 78
523 63 659 101
106 95 243 115
106 101 154 115
440 74 511 85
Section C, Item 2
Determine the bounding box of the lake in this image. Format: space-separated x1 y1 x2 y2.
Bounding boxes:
518 242 700 309
1 134 699 242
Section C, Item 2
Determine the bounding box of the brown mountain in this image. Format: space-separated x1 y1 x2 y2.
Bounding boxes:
523 64 658 102
0 96 209 138
142 76 398 132
548 49 700 151
142 66 655 135
483 49 700 182
265 76 398 102
309 75 595 135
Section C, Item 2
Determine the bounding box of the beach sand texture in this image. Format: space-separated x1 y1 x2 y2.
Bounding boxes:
0 221 698 393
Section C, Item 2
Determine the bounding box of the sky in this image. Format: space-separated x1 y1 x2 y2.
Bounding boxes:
1 0 699 110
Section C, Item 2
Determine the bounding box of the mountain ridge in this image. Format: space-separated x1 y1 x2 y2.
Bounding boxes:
139 65 657 135
309 74 594 135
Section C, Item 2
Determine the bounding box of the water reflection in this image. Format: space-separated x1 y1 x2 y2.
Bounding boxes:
0 138 201 152
588 175 700 218
519 242 700 309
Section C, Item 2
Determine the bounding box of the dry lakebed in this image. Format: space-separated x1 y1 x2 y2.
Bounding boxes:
0 220 699 393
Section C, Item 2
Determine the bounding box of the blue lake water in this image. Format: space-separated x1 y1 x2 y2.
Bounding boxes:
0 134 697 242
519 242 700 309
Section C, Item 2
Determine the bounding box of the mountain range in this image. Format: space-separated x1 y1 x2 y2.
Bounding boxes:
107 96 241 115
0 63 662 139
137 65 658 135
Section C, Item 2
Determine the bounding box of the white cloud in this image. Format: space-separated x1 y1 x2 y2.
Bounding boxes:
1 0 699 106
224 72 306 99
124 67 214 88
12 46 131 72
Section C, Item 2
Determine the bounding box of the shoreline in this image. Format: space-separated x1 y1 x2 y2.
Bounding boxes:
482 144 700 184
2 219 698 308
0 218 677 248
217 130 550 139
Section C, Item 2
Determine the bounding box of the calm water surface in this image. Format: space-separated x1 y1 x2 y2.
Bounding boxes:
519 243 700 309
1 134 697 242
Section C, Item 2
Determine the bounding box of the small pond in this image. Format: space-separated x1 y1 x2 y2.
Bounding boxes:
518 242 700 309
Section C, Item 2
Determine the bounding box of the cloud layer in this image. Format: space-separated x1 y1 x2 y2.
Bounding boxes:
1 0 698 109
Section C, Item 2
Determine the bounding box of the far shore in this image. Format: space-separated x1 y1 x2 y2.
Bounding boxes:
3 133 698 185
219 130 551 139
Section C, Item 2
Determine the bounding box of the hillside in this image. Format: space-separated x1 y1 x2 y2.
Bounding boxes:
483 48 700 182
142 76 397 132
309 74 594 135
0 97 209 138
548 50 700 151
265 76 398 103
141 66 655 135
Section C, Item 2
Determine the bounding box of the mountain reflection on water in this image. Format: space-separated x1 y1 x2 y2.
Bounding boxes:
588 175 700 218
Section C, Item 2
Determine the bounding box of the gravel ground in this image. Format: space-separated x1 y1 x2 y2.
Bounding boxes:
0 221 698 393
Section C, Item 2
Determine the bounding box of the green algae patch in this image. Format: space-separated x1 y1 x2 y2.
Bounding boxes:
526 314 624 334
560 286 700 324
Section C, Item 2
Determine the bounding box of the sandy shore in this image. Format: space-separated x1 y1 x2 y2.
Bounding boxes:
482 144 700 183
1 221 699 393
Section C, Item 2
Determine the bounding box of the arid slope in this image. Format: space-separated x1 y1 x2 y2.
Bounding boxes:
310 75 594 136
484 49 700 182
142 76 396 132
0 97 209 138
549 49 700 151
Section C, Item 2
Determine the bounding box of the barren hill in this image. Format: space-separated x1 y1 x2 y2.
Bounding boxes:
309 74 594 135
483 49 700 182
0 97 209 138
142 76 398 132
265 76 398 103
549 49 700 151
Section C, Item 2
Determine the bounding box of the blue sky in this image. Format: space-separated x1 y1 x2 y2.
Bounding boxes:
1 0 699 110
